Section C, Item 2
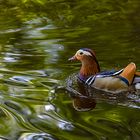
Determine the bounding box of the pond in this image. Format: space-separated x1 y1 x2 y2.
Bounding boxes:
0 0 140 140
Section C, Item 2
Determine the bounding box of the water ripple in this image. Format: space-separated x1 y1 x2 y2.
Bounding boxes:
18 132 56 140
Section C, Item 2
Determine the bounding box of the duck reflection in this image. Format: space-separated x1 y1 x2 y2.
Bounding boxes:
67 77 96 111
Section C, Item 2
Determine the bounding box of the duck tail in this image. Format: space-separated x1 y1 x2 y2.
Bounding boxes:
135 71 140 77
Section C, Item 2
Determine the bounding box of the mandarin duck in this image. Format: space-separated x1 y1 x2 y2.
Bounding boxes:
69 48 140 93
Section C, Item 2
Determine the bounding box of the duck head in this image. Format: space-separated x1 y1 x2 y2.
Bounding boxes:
69 48 100 79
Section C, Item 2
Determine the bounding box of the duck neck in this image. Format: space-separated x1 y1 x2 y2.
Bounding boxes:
80 57 100 79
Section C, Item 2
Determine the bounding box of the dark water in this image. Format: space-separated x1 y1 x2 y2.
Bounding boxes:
0 0 140 140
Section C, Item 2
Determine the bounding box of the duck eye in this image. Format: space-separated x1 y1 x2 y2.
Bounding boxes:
79 52 83 55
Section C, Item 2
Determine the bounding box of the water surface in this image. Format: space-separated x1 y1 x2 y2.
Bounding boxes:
0 0 140 140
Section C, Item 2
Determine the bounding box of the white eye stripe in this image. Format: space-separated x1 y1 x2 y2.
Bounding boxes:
76 49 92 56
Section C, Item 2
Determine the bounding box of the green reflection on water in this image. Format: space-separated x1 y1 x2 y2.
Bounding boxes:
0 0 140 140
